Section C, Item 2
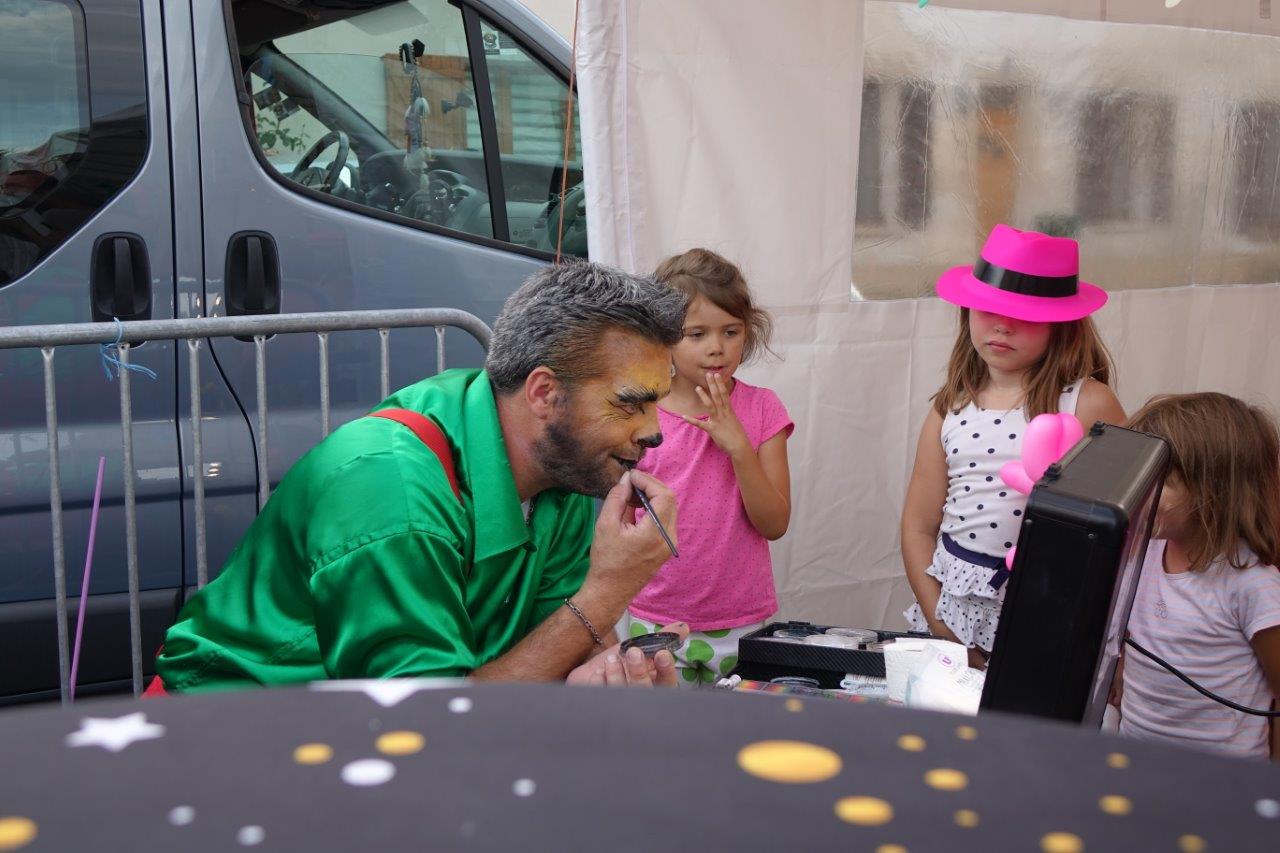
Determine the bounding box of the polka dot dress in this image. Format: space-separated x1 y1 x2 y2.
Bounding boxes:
905 382 1084 651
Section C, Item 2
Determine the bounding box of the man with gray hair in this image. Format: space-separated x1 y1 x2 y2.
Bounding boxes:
154 261 688 691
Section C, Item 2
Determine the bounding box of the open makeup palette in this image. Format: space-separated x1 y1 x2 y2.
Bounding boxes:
732 622 936 688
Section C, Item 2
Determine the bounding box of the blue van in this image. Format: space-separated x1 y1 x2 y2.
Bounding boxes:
0 0 584 702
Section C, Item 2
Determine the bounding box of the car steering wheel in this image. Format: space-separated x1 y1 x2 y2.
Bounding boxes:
290 130 350 194
535 183 587 255
425 168 468 190
422 169 469 223
444 184 494 237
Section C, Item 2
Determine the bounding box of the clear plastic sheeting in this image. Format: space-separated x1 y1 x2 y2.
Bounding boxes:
577 0 1280 632
854 1 1280 300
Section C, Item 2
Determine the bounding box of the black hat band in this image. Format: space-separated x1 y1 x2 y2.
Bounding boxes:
973 258 1078 298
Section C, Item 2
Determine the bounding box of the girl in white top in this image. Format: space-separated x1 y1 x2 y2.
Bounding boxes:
901 225 1126 668
1118 393 1280 760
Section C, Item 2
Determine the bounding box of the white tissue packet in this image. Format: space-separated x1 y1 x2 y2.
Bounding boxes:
883 638 966 704
904 645 985 715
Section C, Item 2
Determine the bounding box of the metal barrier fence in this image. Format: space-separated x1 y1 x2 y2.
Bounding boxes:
0 309 492 704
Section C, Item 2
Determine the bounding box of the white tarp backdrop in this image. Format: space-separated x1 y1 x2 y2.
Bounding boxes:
575 0 1280 631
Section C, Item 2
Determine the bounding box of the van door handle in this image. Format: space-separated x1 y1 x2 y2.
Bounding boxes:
90 233 151 322
245 235 266 312
225 231 280 317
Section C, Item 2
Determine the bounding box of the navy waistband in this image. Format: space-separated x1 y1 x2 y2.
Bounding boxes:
941 533 1004 570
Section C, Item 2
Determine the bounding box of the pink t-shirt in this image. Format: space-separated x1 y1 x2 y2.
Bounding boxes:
1121 539 1280 760
629 380 794 631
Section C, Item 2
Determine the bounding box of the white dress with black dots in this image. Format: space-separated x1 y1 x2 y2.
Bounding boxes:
904 381 1084 651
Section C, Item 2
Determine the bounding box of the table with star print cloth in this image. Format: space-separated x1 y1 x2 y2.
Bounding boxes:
0 682 1277 852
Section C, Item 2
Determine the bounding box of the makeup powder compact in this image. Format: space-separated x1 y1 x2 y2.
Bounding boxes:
803 634 862 650
825 628 879 647
771 628 818 642
620 631 682 658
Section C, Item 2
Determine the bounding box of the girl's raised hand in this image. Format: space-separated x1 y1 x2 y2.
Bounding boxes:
683 372 751 458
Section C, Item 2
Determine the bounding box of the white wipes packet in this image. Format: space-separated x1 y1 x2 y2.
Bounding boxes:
882 638 966 704
904 645 986 716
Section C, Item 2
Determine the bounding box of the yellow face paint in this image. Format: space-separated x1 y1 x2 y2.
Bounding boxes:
583 331 672 424
603 367 671 415
576 338 673 457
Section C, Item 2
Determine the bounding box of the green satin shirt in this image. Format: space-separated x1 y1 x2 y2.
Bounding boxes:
156 369 594 692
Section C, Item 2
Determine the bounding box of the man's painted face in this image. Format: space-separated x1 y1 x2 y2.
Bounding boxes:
534 328 672 498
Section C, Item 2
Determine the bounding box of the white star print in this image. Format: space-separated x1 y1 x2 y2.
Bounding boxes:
66 712 166 752
309 678 468 708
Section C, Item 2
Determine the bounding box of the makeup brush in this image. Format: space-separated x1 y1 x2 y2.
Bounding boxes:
622 461 679 558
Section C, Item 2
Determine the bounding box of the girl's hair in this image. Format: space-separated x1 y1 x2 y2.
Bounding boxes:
654 248 775 363
931 308 1114 419
1126 393 1280 571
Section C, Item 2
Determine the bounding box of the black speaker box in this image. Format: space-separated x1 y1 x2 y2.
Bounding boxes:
980 423 1169 723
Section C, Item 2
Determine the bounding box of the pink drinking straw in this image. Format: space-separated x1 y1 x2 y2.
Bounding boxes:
69 456 106 701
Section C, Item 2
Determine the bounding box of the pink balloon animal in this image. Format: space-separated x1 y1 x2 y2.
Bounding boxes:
998 413 1084 571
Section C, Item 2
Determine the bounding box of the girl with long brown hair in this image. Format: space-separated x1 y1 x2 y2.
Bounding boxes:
1120 393 1280 760
901 225 1126 667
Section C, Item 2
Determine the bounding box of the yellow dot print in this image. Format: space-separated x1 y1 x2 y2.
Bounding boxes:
785 698 804 713
834 797 894 826
1106 752 1130 769
1041 832 1084 853
0 818 37 851
897 735 926 752
1177 834 1206 853
738 741 842 783
924 768 968 791
1099 795 1132 816
955 809 980 828
293 743 333 765
955 725 978 741
376 731 425 756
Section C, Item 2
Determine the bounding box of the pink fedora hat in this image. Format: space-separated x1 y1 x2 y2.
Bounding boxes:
936 224 1107 323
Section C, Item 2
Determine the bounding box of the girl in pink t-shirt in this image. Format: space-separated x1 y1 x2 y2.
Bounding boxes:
627 249 793 686
1117 393 1280 760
